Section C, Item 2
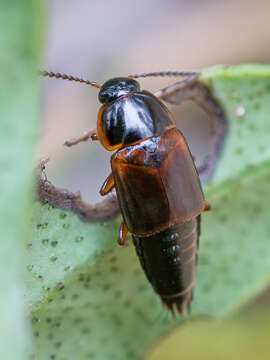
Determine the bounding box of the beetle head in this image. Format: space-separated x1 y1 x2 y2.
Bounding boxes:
98 77 140 104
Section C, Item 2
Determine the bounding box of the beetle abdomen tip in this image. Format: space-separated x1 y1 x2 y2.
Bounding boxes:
162 290 193 316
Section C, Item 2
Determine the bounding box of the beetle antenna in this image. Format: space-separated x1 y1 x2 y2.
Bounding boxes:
128 71 200 79
39 70 101 88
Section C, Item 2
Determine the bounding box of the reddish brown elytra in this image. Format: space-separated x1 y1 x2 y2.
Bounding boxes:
41 69 218 315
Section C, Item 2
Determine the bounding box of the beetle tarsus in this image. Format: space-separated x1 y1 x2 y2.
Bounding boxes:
64 127 97 147
203 201 211 211
91 133 98 141
118 221 129 246
99 173 115 196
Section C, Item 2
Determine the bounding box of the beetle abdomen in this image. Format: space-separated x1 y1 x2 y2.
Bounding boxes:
133 216 200 314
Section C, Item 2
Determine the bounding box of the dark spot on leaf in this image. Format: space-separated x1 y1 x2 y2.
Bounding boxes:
218 215 227 223
52 321 61 328
136 284 147 292
75 235 84 243
110 256 117 263
63 306 73 313
59 212 67 219
57 282 64 290
74 317 83 324
114 290 122 298
78 274 85 282
110 265 118 272
37 222 48 229
235 147 243 155
51 241 58 247
32 317 40 324
82 327 90 334
27 264 34 272
103 283 111 291
123 300 131 308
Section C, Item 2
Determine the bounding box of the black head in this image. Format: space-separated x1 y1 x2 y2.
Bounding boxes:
98 77 140 104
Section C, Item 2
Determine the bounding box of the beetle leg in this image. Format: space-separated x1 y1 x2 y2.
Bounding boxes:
156 76 227 183
203 201 211 211
118 221 129 246
64 126 98 147
99 173 115 196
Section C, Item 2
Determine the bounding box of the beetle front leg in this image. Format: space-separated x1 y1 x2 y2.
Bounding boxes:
64 127 98 147
99 173 115 196
118 221 129 246
203 201 211 211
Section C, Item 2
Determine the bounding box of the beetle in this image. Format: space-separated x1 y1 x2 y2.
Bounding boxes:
40 70 224 315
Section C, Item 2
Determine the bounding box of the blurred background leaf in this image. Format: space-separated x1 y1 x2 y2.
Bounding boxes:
0 0 43 359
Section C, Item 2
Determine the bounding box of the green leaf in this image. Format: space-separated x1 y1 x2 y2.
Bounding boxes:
201 64 270 184
27 65 270 359
0 1 43 359
147 309 270 360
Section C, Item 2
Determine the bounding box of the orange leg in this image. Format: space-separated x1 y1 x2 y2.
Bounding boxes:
64 127 98 147
118 221 129 246
203 201 211 211
99 173 115 196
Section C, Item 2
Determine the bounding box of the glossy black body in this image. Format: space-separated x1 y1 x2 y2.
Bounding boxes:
99 91 174 149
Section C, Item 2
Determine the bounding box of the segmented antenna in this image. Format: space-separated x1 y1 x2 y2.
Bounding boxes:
129 71 200 79
40 70 101 88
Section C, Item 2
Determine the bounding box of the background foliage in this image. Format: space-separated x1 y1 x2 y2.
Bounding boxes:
0 1 43 359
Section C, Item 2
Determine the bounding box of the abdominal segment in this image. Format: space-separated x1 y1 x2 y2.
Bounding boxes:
132 216 200 314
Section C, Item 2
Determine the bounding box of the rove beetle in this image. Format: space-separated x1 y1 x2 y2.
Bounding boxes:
41 70 224 315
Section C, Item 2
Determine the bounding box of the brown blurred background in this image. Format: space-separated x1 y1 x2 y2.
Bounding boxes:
39 0 270 205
